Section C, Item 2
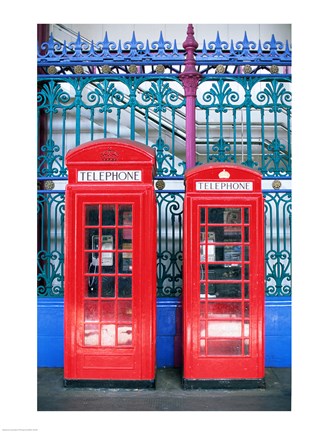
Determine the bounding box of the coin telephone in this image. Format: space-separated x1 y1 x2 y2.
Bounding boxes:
200 231 215 261
91 234 114 267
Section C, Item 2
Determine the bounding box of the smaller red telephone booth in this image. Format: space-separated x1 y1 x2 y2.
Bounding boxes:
183 163 265 389
64 138 156 388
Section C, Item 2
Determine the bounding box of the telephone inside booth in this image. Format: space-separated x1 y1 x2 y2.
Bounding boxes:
199 207 244 299
86 205 133 298
64 138 157 387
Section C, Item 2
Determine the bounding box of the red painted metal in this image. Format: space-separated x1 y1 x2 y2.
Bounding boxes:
64 139 156 384
183 163 264 383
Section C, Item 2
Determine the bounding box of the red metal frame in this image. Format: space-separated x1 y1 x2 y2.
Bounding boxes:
64 139 156 385
183 163 264 385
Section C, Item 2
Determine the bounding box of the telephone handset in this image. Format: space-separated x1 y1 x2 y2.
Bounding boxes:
88 234 114 293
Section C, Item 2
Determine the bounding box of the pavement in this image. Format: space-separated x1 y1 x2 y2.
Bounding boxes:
37 367 291 411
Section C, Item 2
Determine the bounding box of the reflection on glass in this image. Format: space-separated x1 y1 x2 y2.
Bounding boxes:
118 300 132 322
84 324 99 345
207 320 242 337
207 301 242 317
101 301 115 321
84 301 98 322
118 325 132 346
207 339 242 356
101 324 115 346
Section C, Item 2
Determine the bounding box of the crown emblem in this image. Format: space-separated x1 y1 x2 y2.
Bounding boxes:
218 169 230 179
101 147 119 161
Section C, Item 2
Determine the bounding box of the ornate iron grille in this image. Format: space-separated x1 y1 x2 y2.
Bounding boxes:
37 25 291 297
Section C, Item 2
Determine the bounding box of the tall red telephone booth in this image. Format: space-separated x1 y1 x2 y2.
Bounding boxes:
183 163 265 389
64 139 156 388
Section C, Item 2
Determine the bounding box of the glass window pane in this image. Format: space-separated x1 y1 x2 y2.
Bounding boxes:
223 246 242 261
208 208 225 223
224 227 241 242
207 320 242 338
224 208 241 224
85 228 99 250
101 301 115 321
244 264 249 280
118 252 132 274
102 204 115 226
244 227 249 242
101 276 115 297
244 283 249 298
244 208 249 223
207 339 242 356
101 324 115 346
117 325 132 346
208 265 242 281
86 275 98 297
84 301 98 321
84 324 99 346
85 205 99 226
119 205 132 225
200 208 205 223
207 301 242 318
118 300 132 322
208 282 242 298
244 246 249 261
118 277 132 298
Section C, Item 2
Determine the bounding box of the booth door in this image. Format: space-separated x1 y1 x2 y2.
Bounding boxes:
72 192 149 379
185 197 264 379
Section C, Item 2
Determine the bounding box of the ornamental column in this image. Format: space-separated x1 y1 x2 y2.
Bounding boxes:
179 24 202 169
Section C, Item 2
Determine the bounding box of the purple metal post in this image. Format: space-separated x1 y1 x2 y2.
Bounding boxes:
180 24 201 169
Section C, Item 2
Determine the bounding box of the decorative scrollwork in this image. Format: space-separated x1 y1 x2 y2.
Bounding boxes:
37 192 65 297
156 193 184 297
264 192 291 296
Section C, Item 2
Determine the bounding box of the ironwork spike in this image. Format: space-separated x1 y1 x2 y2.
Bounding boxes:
117 39 123 56
62 40 67 56
201 40 208 55
158 31 165 47
103 32 109 49
229 40 235 56
270 34 277 54
173 39 178 54
131 31 137 47
144 39 150 56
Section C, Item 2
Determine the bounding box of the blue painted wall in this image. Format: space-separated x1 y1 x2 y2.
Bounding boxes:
37 297 291 368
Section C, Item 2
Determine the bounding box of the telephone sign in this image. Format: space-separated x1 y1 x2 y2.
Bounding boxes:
183 163 265 389
64 138 156 388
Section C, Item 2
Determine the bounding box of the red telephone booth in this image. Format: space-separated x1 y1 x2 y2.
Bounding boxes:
64 138 156 388
183 163 265 389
